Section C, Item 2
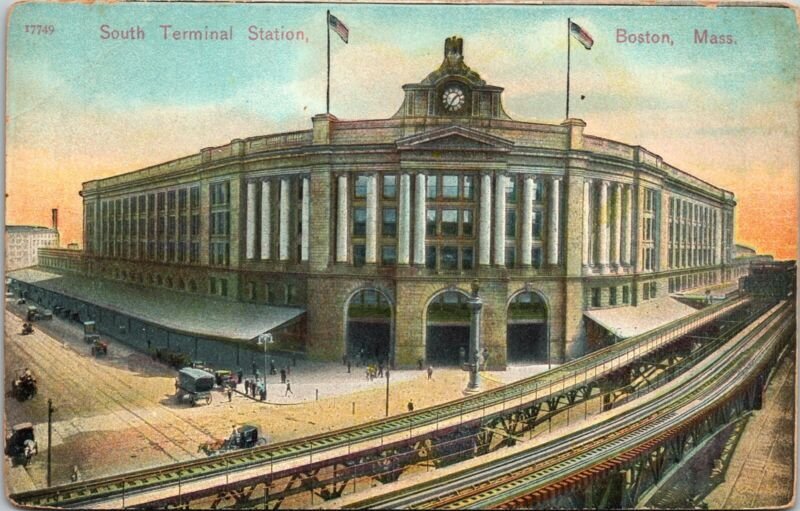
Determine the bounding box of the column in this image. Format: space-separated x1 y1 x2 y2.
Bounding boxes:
245 182 256 259
260 181 271 260
493 173 506 266
413 173 426 265
398 173 411 265
547 178 561 266
365 174 378 264
336 175 348 263
611 183 622 268
582 180 591 268
479 173 492 266
598 181 609 271
279 178 290 261
301 177 310 262
622 185 632 266
520 175 533 266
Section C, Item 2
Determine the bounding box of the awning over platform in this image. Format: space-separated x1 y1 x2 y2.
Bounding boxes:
584 297 698 339
7 268 305 342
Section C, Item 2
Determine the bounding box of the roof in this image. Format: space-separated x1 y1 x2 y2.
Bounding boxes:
6 225 58 233
584 297 698 339
179 367 215 380
7 268 305 342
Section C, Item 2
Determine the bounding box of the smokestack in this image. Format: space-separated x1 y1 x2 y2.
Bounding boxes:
51 208 58 231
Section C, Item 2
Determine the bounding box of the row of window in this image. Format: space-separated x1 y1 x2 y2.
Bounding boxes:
351 174 548 202
589 285 632 308
668 271 719 293
245 281 298 305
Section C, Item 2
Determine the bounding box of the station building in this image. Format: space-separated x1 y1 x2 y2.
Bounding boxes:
16 37 762 369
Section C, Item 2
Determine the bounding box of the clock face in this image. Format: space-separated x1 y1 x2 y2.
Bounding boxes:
442 85 466 112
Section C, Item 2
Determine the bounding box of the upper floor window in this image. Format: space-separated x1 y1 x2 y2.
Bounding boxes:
354 175 369 199
353 208 367 236
210 182 230 206
426 175 439 199
383 175 397 199
442 175 459 199
382 208 397 237
505 177 517 203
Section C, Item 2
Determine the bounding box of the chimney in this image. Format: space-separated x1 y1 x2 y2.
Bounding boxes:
51 208 58 231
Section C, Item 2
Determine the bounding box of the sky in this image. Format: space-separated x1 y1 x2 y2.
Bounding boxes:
5 2 799 259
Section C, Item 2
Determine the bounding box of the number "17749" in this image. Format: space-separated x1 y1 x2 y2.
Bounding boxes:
25 25 55 35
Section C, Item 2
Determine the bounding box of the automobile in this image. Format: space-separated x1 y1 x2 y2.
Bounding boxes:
175 367 214 406
26 306 40 322
214 370 236 387
5 423 37 466
11 370 37 401
199 425 267 455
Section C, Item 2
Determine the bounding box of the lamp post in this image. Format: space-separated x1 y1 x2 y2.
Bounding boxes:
257 333 274 396
464 280 483 394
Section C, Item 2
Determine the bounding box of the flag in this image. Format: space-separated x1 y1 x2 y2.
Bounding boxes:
328 13 349 43
569 21 593 50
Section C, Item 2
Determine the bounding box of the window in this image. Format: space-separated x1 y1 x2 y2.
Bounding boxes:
178 189 187 211
622 285 630 304
506 210 517 237
642 282 650 301
442 175 459 198
167 191 176 211
381 245 397 266
353 245 366 266
463 176 474 199
462 210 474 236
441 209 458 236
190 187 200 209
426 246 437 269
383 175 397 199
190 214 200 237
382 208 397 237
532 211 543 240
505 177 517 202
210 242 229 266
609 287 617 305
353 208 367 236
462 247 474 270
441 246 458 270
287 284 297 304
533 179 544 202
426 175 439 199
426 209 437 236
591 288 601 307
650 282 657 299
505 247 516 268
532 247 543 268
210 182 230 206
354 175 368 198
211 212 229 236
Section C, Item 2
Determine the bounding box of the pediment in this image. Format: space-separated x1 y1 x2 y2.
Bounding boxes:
396 126 514 152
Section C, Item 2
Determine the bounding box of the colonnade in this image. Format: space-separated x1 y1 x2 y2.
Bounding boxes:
245 176 310 262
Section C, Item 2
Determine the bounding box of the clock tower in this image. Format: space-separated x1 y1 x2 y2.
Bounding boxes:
394 36 511 120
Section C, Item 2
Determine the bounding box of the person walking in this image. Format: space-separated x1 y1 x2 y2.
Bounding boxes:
427 365 433 380
347 359 351 374
280 368 287 384
285 379 294 397
407 399 414 412
227 386 233 402
237 368 243 384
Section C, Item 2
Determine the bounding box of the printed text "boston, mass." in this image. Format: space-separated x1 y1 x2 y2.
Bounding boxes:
99 24 309 42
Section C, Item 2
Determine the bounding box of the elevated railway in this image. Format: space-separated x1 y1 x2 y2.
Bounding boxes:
346 299 795 509
9 294 769 509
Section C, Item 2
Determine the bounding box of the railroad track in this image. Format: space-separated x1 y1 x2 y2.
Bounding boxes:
9 295 751 508
350 300 794 509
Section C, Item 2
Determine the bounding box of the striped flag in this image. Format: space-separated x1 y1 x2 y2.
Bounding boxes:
328 13 349 44
569 21 594 50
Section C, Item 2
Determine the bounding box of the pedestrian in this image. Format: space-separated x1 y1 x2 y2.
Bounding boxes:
417 358 423 370
427 365 433 380
285 379 293 397
347 359 351 374
378 362 384 378
407 399 414 412
280 368 287 384
244 379 250 394
251 382 257 398
71 465 80 482
227 386 233 402
260 385 266 401
237 368 243 384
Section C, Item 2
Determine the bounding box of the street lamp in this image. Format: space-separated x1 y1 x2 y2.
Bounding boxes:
464 280 483 395
257 333 274 392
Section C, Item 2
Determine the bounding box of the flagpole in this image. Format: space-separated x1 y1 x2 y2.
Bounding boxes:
326 10 331 114
566 17 571 120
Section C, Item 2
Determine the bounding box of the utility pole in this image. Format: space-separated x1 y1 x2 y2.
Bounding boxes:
47 398 54 487
464 280 484 394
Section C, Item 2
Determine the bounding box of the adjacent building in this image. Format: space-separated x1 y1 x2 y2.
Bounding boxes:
19 37 759 369
5 210 60 271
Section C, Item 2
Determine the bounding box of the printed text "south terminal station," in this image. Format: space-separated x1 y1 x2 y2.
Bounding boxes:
99 24 309 42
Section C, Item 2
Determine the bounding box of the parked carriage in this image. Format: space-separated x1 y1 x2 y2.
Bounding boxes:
5 423 37 466
175 367 214 406
91 339 109 357
199 425 266 455
11 370 37 402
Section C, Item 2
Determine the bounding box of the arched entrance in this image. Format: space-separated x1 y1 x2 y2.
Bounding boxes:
346 289 393 365
506 291 549 364
426 290 471 366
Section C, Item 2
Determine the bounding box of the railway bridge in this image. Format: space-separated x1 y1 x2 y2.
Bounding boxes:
9 292 794 510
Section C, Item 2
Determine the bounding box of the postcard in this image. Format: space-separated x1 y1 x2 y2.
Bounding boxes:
4 1 798 509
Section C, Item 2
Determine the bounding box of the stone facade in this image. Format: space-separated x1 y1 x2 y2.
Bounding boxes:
51 36 754 369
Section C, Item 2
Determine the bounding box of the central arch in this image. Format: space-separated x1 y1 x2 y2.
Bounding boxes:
506 290 549 364
426 289 471 366
345 288 394 366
